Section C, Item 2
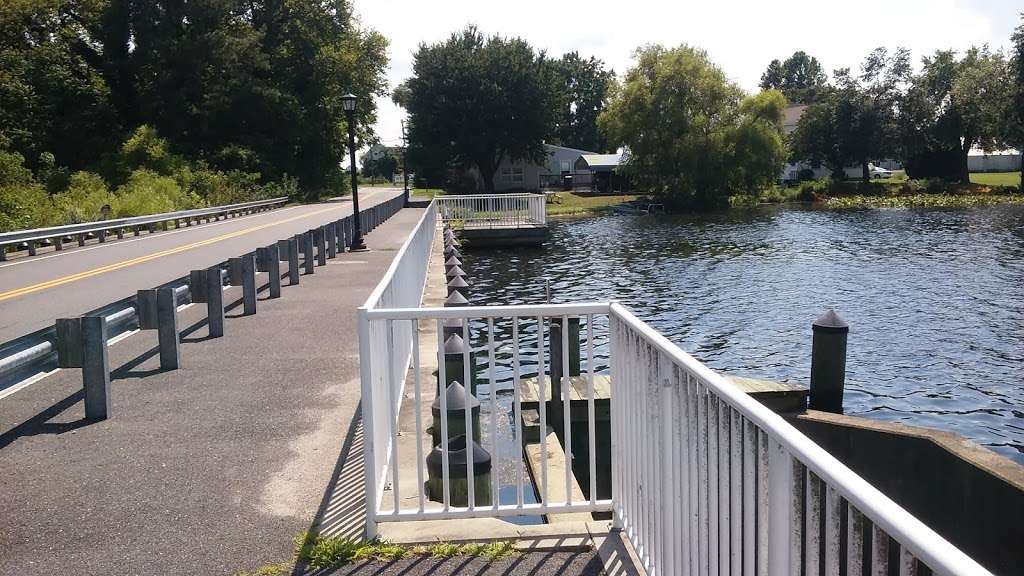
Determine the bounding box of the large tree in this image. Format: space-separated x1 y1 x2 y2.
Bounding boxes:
599 45 785 210
396 27 555 193
1005 16 1024 187
550 52 614 152
902 47 1011 184
790 47 908 181
0 0 388 197
759 51 828 104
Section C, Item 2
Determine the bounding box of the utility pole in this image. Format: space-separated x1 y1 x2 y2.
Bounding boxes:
401 120 410 207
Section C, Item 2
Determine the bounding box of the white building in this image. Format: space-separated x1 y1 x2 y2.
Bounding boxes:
968 148 1022 173
492 143 599 192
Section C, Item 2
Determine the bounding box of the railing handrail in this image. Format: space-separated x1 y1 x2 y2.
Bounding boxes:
609 302 991 575
365 302 610 320
434 193 543 200
0 196 288 244
360 202 439 311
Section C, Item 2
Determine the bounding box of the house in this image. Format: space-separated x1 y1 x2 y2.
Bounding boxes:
492 144 599 192
364 143 401 163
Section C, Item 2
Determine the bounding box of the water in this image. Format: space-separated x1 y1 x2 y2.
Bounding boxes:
461 204 1024 465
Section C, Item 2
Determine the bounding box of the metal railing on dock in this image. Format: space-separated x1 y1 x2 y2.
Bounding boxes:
357 197 992 576
434 193 545 229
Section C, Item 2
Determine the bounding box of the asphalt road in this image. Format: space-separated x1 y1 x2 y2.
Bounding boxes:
0 187 402 341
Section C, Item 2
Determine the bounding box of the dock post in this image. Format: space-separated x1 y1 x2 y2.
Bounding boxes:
549 317 581 401
809 309 848 413
81 315 111 420
207 266 225 338
441 334 476 394
266 244 282 298
156 287 180 370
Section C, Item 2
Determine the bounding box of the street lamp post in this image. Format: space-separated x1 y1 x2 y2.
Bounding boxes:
342 93 367 251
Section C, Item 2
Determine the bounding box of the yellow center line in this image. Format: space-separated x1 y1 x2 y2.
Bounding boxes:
0 204 346 302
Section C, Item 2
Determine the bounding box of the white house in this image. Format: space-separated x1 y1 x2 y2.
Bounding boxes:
492 144 598 192
969 148 1022 173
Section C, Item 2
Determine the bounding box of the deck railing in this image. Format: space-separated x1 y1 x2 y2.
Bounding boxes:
434 193 545 229
358 199 991 576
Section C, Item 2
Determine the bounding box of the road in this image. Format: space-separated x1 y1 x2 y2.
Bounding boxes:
0 187 402 342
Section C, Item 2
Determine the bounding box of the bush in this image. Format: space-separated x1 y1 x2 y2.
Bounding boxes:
113 169 198 217
0 183 58 232
53 172 116 223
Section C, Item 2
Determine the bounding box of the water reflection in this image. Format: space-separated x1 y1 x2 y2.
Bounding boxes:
463 204 1024 464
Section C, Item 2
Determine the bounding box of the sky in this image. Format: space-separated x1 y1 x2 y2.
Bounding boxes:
352 0 1022 148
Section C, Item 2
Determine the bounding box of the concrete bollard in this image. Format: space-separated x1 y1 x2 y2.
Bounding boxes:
303 232 314 274
156 287 179 370
440 334 477 394
241 253 257 315
444 255 462 273
207 266 225 338
447 275 469 296
809 309 849 414
288 237 300 285
266 243 282 298
55 317 83 368
327 223 337 258
425 433 491 507
136 289 159 329
189 270 209 303
315 227 327 266
81 315 111 420
445 290 469 307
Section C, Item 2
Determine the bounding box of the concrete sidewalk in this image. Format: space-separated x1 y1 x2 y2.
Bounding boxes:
0 206 425 576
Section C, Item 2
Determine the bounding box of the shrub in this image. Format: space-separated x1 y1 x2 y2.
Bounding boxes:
113 169 197 217
0 183 58 232
53 172 116 223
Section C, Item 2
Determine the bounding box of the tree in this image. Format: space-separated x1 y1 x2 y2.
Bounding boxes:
550 53 614 152
759 51 828 104
396 27 555 193
900 47 1010 184
599 45 784 210
1004 16 1024 187
361 152 398 183
790 47 908 181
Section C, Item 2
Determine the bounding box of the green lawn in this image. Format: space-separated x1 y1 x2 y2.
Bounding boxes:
970 171 1021 188
546 192 640 216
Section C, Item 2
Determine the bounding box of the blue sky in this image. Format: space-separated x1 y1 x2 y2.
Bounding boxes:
353 0 1022 147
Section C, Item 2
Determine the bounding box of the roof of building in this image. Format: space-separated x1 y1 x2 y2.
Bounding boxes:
968 147 1021 156
544 143 599 155
783 105 809 134
578 153 622 169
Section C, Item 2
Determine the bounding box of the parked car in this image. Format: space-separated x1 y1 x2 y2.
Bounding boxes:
869 163 894 179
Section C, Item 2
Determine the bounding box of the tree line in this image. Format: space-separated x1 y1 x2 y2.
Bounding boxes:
399 20 1024 210
1 0 388 232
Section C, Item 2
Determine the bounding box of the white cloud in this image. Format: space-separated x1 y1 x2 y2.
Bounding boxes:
353 0 1020 145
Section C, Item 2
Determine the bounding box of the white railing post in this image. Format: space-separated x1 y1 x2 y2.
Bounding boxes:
358 306 378 540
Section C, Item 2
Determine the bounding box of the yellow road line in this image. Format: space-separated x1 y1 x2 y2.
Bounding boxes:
0 204 344 303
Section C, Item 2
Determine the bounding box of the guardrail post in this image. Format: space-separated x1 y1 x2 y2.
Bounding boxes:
255 246 269 273
288 237 300 285
207 266 225 338
157 287 180 370
0 246 6 261
266 243 281 298
315 227 327 266
303 231 314 274
53 237 63 251
27 241 36 256
81 315 111 420
327 223 337 258
77 234 85 246
189 270 209 303
137 289 159 329
116 228 124 240
242 253 257 315
337 219 348 252
809 309 848 414
228 256 244 287
97 230 106 243
55 317 83 368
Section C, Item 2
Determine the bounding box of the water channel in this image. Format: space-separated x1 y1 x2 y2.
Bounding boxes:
459 203 1024 481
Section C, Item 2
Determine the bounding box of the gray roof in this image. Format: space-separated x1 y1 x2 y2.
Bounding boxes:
578 153 622 169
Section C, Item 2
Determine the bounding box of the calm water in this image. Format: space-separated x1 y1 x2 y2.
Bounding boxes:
461 204 1024 465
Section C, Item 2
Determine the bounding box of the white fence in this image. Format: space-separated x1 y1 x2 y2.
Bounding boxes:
358 198 991 576
434 193 545 229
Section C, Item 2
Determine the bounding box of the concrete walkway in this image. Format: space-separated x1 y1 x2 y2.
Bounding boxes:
0 206 424 575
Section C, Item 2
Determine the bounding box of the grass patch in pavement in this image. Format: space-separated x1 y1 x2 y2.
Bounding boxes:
282 531 520 570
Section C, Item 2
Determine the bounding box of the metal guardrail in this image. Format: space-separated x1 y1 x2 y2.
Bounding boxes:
0 196 289 260
358 199 992 575
0 193 407 409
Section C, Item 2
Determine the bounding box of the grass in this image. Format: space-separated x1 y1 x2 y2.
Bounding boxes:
545 191 640 216
970 171 1021 188
410 187 446 198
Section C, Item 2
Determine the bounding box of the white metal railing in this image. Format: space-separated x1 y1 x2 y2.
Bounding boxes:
434 193 546 229
358 200 991 576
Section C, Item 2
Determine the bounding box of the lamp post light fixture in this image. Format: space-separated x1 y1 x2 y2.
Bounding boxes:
342 92 367 251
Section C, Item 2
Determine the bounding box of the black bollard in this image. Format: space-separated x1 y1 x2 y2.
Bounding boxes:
809 309 849 413
445 290 469 307
447 275 469 296
440 334 476 394
425 434 491 507
446 265 467 280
